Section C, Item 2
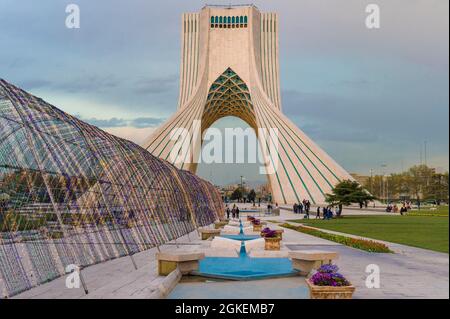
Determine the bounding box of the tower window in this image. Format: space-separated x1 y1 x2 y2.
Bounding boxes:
211 16 248 29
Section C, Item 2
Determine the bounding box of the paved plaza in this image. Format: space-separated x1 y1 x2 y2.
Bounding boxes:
12 206 449 299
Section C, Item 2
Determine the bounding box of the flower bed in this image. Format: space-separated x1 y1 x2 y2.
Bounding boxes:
260 228 281 250
280 223 393 253
310 264 350 287
252 219 262 232
307 264 355 299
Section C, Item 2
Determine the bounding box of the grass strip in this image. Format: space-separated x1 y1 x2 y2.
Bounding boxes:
280 223 393 253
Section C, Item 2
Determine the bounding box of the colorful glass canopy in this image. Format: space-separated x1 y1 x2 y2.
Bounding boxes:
0 79 223 297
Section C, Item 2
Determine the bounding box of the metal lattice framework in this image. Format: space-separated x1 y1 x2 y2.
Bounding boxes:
202 68 256 131
0 79 223 298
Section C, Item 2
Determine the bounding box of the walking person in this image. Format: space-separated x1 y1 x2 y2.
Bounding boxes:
226 206 231 219
299 203 304 214
400 205 407 216
316 207 321 219
236 206 240 219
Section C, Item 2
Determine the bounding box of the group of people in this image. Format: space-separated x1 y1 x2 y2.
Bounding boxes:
267 202 278 213
316 206 339 220
386 202 411 215
293 200 312 216
225 204 240 219
293 202 342 220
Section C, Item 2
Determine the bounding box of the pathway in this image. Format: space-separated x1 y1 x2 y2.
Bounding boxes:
12 206 449 299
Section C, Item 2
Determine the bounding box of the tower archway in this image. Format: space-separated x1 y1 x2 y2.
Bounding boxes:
201 68 257 133
143 5 356 205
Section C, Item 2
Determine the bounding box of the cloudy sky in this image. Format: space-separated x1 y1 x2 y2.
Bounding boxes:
0 0 448 185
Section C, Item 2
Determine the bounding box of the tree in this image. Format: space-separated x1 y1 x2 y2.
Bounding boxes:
230 188 243 201
363 165 448 203
325 180 376 216
247 189 256 203
0 193 10 225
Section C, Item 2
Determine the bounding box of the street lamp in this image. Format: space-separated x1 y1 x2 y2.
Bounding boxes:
381 164 387 204
370 169 374 194
240 176 246 202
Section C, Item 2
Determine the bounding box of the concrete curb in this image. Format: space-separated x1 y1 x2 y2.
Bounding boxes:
149 268 182 299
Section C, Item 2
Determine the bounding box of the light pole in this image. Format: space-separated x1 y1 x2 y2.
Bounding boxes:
381 164 387 204
240 176 245 202
370 169 374 194
424 140 428 166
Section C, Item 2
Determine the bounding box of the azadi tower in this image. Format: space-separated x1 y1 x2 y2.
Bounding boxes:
143 5 354 205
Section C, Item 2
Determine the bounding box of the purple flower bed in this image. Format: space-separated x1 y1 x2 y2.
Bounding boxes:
309 264 351 287
252 219 261 226
260 227 278 238
265 230 278 238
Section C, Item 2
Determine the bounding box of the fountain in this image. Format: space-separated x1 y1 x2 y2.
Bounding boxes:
196 220 298 280
220 220 260 241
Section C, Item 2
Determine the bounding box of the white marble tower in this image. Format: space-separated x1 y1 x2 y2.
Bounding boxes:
143 5 354 204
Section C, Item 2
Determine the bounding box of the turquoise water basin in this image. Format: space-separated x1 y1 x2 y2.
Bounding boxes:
196 220 297 280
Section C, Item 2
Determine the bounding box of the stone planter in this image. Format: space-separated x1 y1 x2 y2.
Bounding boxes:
306 280 355 299
200 228 221 240
274 229 284 240
289 251 339 276
264 237 281 251
253 224 262 232
214 221 228 229
157 251 205 276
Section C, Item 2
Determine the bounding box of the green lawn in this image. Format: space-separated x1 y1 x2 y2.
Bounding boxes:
288 209 449 253
409 205 449 216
